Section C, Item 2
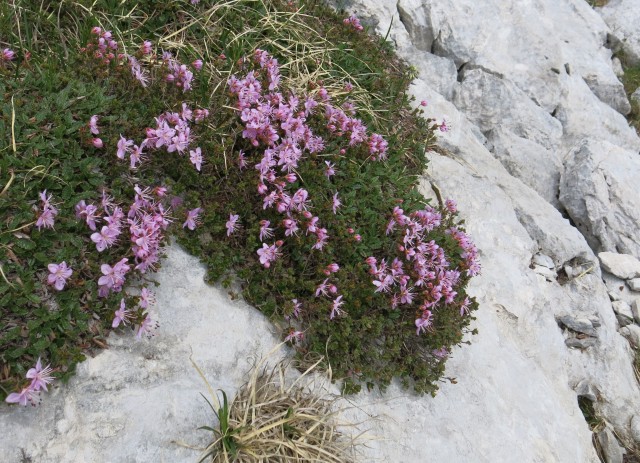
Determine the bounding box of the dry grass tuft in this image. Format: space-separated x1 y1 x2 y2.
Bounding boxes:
194 347 361 462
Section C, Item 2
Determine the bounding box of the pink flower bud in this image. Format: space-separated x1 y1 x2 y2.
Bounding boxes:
302 211 312 219
354 234 362 241
91 27 102 35
165 74 175 82
340 149 346 155
285 173 297 183
275 240 283 247
92 138 103 148
329 285 337 294
420 100 428 107
257 183 268 194
277 202 287 213
326 263 339 273
192 59 203 70
347 227 354 234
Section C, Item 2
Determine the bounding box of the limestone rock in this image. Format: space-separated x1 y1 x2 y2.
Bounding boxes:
557 315 597 336
407 50 458 100
554 78 640 153
534 253 556 269
632 300 640 325
612 301 633 320
566 337 598 349
631 415 640 444
628 279 640 292
453 68 563 151
612 57 624 78
620 325 640 348
485 127 562 206
599 252 640 280
560 143 640 259
599 0 640 67
597 427 625 463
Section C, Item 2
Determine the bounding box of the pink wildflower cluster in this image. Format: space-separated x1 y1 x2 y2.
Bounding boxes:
161 51 197 91
343 15 364 31
227 49 396 324
82 28 202 91
5 358 54 406
111 288 158 340
367 202 478 335
36 190 58 230
75 185 171 295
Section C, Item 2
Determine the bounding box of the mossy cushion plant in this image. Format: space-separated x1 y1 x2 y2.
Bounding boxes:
0 0 479 404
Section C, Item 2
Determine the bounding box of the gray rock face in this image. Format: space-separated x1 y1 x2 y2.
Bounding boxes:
599 0 640 67
560 143 640 259
599 252 640 280
486 127 562 206
629 279 640 292
620 325 640 348
454 68 563 151
597 427 626 463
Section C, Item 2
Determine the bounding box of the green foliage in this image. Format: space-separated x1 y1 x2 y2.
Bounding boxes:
0 0 478 401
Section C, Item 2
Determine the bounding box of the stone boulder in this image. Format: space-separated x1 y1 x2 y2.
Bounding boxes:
560 140 640 259
599 0 640 67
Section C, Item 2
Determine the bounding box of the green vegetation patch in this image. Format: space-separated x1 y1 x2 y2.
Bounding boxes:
0 0 478 403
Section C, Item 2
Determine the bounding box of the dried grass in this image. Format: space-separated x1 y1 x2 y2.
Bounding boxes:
193 346 362 462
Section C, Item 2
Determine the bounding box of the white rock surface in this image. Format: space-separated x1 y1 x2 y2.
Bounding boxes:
486 127 562 206
599 0 640 67
629 278 640 292
560 143 640 259
599 252 640 280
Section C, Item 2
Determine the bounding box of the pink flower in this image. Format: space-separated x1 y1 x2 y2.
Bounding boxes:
332 192 341 214
1 48 16 63
26 358 54 392
286 299 302 320
415 310 433 335
259 220 274 241
136 312 158 339
183 207 202 230
139 287 156 309
36 190 57 230
324 161 336 179
323 263 339 275
330 295 345 319
117 135 133 159
91 225 119 251
141 40 153 55
420 100 428 107
192 59 203 70
112 298 133 328
92 138 103 148
315 278 331 297
257 242 281 268
98 258 130 297
89 115 100 135
284 329 304 344
226 213 240 236
5 386 38 406
47 262 73 291
190 147 203 171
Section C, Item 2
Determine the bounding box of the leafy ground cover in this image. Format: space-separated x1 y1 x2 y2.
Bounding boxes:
0 0 478 404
